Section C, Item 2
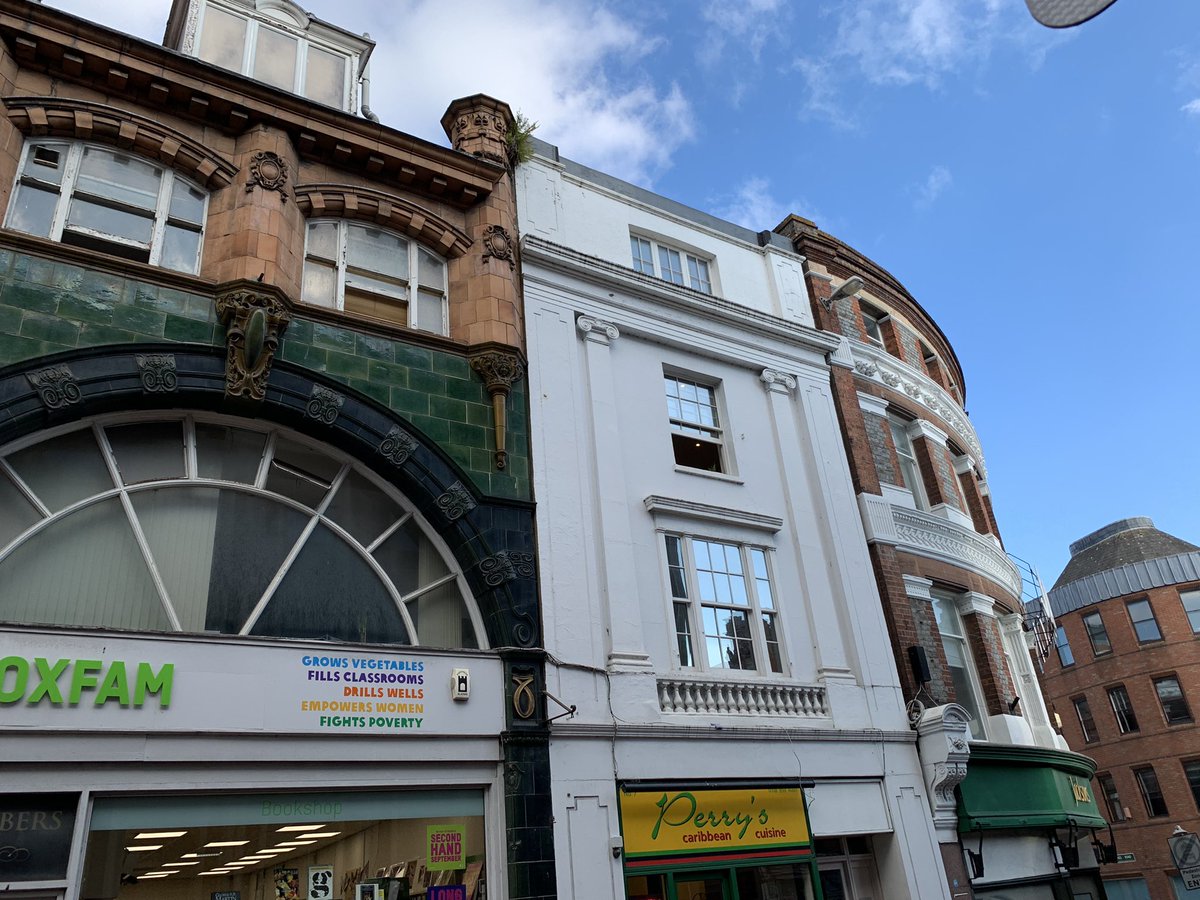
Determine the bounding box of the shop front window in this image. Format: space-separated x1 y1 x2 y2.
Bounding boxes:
83 790 485 898
0 414 482 650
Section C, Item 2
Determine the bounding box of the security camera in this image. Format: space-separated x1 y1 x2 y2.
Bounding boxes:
609 836 623 859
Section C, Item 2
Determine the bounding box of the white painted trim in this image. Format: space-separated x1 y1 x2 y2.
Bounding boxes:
643 495 783 533
957 591 998 618
857 391 890 416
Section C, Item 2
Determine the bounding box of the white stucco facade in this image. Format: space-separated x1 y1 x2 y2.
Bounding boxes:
517 147 954 900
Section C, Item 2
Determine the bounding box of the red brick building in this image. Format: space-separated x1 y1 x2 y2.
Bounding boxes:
1041 518 1200 900
776 215 1108 900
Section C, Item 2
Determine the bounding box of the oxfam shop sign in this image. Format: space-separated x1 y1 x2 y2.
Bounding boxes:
0 656 172 708
618 786 811 859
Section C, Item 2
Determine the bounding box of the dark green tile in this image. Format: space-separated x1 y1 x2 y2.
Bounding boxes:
433 353 471 380
280 341 328 371
448 445 473 470
113 304 167 337
367 359 408 387
0 249 14 276
57 292 116 325
390 386 429 417
311 322 357 353
393 344 432 370
491 473 521 499
184 293 217 322
471 447 495 472
449 422 485 448
79 270 123 305
80 323 139 346
154 287 193 317
348 378 389 406
355 333 394 361
444 375 484 402
466 403 491 427
129 281 160 309
163 314 215 344
0 331 47 365
326 349 369 380
287 317 315 345
411 415 449 443
21 256 59 287
409 368 445 394
0 303 23 335
2 282 58 314
430 395 467 423
20 311 80 346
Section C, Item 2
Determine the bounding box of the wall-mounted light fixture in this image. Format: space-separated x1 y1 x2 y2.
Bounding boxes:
822 275 864 311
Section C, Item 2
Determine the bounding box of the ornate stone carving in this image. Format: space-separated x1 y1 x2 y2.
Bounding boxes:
305 385 344 425
435 481 476 521
448 111 508 165
470 349 525 470
246 150 289 202
511 669 536 720
576 315 620 344
892 506 1022 598
480 224 516 270
759 368 797 394
215 283 292 401
26 365 81 409
854 361 878 377
480 550 536 586
916 703 973 840
137 354 177 393
657 677 828 718
379 425 417 467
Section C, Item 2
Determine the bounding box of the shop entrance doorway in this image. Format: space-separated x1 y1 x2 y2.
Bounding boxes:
625 863 816 900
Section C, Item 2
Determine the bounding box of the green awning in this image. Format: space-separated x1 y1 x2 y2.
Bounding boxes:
957 743 1107 832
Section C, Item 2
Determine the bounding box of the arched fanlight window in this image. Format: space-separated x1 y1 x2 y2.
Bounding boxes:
0 413 484 649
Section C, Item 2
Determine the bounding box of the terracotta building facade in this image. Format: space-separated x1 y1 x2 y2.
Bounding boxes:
1041 518 1200 900
0 1 552 899
775 216 1108 900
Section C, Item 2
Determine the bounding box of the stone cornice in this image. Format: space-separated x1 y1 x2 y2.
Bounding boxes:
5 97 239 188
850 341 987 479
644 496 783 533
522 236 841 361
0 3 501 208
295 184 473 258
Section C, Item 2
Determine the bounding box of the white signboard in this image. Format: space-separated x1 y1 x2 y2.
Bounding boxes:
0 628 503 736
308 865 334 900
1170 831 1200 871
1184 867 1200 891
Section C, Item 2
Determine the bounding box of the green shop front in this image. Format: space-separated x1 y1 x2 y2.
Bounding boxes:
617 783 821 900
957 744 1109 900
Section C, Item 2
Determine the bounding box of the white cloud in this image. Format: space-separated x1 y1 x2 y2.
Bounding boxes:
698 0 784 67
914 165 953 208
47 0 694 186
1183 99 1200 117
713 176 819 231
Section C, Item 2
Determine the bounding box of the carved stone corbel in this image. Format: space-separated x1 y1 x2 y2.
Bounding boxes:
214 281 293 401
916 703 973 841
469 347 525 470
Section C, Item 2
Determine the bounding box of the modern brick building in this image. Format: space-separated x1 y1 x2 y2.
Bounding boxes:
1041 517 1200 900
775 216 1108 900
0 1 552 898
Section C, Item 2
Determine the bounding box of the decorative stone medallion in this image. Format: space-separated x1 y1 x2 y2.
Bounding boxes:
215 284 292 401
379 425 417 467
137 354 178 393
305 385 344 425
480 550 536 587
481 224 515 270
26 364 81 409
246 150 290 203
435 481 477 521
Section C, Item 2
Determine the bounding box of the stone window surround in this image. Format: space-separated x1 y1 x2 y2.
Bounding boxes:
628 229 716 295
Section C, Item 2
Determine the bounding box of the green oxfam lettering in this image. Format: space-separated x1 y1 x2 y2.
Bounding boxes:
0 656 173 709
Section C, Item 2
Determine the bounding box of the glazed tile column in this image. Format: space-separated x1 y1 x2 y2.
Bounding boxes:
576 315 650 671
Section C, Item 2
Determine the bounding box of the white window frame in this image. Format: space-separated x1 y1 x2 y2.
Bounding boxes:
931 590 989 740
1181 588 1200 634
6 140 207 274
629 234 713 294
887 414 929 510
302 219 449 335
194 0 354 110
661 531 787 676
663 370 729 474
859 303 887 349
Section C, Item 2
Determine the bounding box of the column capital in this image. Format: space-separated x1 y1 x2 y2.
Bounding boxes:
956 591 998 618
902 574 935 601
576 315 620 345
760 368 797 394
952 453 978 476
907 417 949 446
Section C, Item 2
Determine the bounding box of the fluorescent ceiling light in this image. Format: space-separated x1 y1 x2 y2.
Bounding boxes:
255 850 289 855
276 840 317 847
202 870 233 876
205 841 250 848
126 845 164 852
276 824 326 832
139 874 170 880
300 832 341 839
183 852 223 859
171 862 200 867
136 831 187 840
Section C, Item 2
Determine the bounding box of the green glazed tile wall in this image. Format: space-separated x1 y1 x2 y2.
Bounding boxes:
0 249 529 500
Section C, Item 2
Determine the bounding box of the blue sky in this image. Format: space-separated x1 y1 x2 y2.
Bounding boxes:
51 0 1200 586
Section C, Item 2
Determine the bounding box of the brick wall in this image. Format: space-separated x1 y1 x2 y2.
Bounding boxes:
863 411 898 488
896 322 922 369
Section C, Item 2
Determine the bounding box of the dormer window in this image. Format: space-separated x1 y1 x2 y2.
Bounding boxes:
188 0 371 111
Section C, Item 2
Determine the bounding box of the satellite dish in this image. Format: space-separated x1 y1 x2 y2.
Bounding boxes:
1025 0 1119 27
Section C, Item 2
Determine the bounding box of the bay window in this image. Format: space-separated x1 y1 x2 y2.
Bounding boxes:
6 141 206 274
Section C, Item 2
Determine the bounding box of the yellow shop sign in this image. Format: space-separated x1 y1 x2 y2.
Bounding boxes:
619 787 810 859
